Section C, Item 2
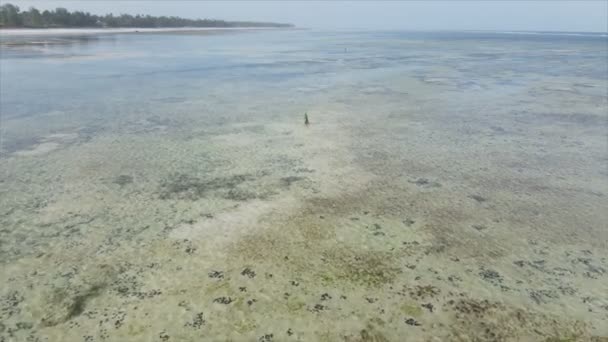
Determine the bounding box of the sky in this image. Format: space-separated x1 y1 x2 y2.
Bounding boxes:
8 1 608 32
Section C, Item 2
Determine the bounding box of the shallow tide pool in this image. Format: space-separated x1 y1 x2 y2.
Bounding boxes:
1 29 607 341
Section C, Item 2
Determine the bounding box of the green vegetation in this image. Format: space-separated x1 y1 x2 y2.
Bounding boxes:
0 3 293 28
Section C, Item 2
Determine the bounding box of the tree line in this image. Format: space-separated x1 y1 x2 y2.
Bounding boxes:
0 4 293 28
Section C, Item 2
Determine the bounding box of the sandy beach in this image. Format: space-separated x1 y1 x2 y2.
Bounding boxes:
0 27 290 36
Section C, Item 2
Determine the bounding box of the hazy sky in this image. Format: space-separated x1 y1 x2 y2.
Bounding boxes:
9 1 608 32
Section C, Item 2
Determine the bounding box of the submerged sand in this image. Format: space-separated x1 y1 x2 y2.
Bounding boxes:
0 31 607 341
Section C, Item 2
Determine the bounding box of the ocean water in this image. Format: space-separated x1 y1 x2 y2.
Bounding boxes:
0 29 607 341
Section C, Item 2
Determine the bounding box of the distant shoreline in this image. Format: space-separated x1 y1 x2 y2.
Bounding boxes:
0 27 295 37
